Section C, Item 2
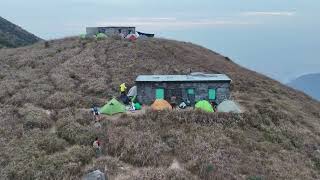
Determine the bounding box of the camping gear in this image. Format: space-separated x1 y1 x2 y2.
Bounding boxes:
128 86 137 97
137 31 155 37
134 102 142 110
126 34 138 41
99 98 126 115
119 93 130 105
151 99 172 111
83 170 106 180
217 100 241 113
96 33 107 39
195 100 214 112
179 102 187 109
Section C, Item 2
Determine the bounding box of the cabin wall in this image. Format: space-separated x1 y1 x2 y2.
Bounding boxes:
86 27 136 37
86 27 99 36
136 81 230 105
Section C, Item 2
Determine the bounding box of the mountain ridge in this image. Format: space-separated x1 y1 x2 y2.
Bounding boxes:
0 16 41 48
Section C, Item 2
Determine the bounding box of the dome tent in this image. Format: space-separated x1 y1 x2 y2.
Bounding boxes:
83 170 106 180
127 86 137 97
126 34 138 41
217 100 241 113
100 98 126 115
195 100 214 113
96 33 108 39
151 99 172 111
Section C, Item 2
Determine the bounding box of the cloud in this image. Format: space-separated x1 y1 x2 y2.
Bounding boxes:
242 11 296 17
96 17 253 30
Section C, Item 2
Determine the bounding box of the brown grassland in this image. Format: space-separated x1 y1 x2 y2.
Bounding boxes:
0 37 320 179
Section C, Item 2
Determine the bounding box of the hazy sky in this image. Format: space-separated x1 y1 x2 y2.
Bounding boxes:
1 0 319 82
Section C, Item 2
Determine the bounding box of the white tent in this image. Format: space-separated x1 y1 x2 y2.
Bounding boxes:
127 86 137 97
83 170 106 180
217 100 241 113
125 34 138 40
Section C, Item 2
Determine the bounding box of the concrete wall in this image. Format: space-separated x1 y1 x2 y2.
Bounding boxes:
104 27 135 37
86 27 136 37
136 81 230 105
86 27 99 36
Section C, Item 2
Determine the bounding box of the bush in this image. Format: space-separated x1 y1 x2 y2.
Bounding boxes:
37 134 68 154
127 168 197 180
107 127 171 167
43 92 84 109
57 120 98 145
19 103 52 130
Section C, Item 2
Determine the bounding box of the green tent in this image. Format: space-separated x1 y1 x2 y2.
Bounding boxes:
99 98 126 115
79 34 86 39
96 33 107 39
195 100 214 113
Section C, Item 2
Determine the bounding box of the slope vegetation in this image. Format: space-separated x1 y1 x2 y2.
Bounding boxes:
0 16 41 48
0 37 320 179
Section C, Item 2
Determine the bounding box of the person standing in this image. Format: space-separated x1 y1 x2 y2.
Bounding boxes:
91 105 101 121
120 83 127 95
170 96 177 109
93 137 102 158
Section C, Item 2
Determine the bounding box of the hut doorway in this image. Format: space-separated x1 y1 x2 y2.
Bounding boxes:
187 88 196 106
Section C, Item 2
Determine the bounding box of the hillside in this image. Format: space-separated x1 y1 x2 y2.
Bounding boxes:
0 16 41 48
0 37 320 180
288 73 320 101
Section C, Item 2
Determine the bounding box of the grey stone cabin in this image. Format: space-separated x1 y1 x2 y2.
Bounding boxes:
86 26 136 37
136 73 232 105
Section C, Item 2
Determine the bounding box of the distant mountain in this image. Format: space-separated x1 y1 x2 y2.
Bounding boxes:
288 73 320 100
0 16 41 48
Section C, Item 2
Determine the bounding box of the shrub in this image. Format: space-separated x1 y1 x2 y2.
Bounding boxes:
107 127 171 167
128 168 197 180
19 103 52 130
37 134 68 154
57 120 98 145
43 92 84 109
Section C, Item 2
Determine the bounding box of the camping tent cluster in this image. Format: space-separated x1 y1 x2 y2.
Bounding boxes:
98 98 241 115
96 85 241 116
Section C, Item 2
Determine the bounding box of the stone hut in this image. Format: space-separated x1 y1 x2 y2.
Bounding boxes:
136 73 232 105
86 26 136 37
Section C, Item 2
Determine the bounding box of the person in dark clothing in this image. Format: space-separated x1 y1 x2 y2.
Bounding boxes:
170 96 177 109
91 105 101 121
211 101 218 111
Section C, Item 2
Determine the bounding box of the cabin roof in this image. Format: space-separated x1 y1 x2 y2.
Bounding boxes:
87 26 135 29
136 73 231 82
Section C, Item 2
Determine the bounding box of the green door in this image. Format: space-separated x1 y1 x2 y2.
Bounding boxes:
208 89 216 100
187 88 195 106
156 88 164 99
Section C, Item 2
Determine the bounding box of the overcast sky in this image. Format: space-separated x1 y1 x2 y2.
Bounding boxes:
1 0 319 82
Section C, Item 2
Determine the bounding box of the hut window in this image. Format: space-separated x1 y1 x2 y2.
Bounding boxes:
187 88 194 95
208 89 216 100
156 88 164 99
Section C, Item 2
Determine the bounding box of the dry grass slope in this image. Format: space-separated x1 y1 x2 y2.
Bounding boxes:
0 37 320 179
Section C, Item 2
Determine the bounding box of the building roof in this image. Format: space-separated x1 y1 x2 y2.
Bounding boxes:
136 73 231 82
87 26 136 29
